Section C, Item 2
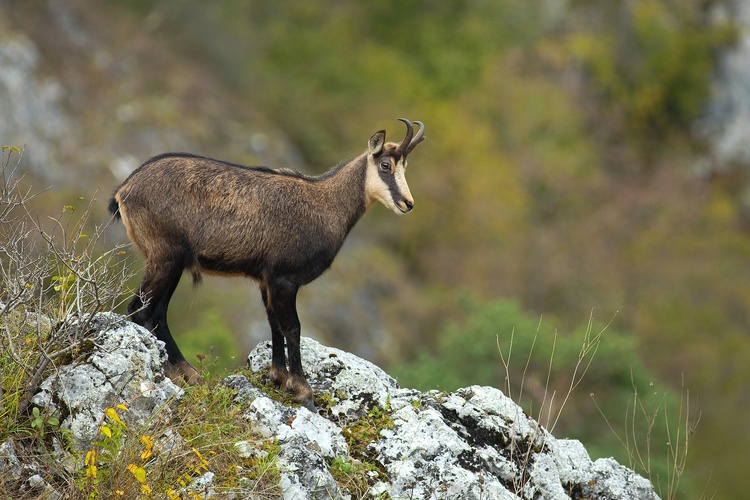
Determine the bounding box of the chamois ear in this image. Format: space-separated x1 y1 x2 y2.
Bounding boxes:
368 130 386 156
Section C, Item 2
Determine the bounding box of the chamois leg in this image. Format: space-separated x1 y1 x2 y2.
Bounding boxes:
260 283 289 387
267 278 314 410
130 259 200 384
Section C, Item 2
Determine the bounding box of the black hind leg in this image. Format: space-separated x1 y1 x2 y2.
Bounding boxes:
261 283 289 388
130 259 199 384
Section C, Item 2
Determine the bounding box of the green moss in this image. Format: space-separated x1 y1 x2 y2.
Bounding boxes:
334 403 394 493
239 366 301 408
328 456 389 499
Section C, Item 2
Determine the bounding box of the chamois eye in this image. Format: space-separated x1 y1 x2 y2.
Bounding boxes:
379 161 391 172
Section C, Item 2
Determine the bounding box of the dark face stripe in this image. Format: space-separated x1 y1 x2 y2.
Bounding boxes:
378 155 409 203
379 168 402 201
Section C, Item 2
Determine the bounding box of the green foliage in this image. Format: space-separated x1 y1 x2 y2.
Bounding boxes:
175 307 243 374
0 310 50 441
394 295 639 396
72 381 283 499
177 382 245 444
113 0 549 167
79 405 131 498
564 0 736 149
394 298 531 392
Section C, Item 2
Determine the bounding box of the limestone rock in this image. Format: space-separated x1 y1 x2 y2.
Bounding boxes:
0 439 23 482
247 338 398 417
224 375 346 499
243 337 660 500
31 313 183 451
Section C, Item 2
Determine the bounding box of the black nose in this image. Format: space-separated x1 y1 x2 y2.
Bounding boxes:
404 200 414 211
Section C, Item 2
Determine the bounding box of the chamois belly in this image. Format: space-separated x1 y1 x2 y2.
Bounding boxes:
194 243 338 286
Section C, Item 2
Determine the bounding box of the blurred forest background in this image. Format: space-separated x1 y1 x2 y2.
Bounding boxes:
2 0 750 497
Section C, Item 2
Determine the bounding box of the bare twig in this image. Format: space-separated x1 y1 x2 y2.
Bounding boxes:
1 146 135 421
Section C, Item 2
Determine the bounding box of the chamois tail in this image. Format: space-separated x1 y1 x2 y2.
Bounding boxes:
108 197 121 220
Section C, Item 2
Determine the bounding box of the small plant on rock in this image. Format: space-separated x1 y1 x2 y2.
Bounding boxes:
29 406 59 440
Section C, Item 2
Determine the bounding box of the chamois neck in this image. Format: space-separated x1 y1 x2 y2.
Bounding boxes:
316 154 369 233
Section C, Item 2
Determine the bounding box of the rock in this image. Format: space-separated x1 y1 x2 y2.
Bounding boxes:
574 458 659 499
11 316 657 499
223 374 347 499
246 338 398 417
31 312 183 451
25 473 61 500
699 2 750 169
0 439 22 481
242 337 660 500
0 34 72 181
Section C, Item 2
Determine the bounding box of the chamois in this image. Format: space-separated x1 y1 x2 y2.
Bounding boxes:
109 119 425 409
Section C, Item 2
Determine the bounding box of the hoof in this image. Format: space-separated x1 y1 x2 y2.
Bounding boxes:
268 365 289 387
297 396 316 412
286 375 315 411
164 360 202 386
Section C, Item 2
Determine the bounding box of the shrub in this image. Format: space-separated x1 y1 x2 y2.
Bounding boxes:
0 146 133 438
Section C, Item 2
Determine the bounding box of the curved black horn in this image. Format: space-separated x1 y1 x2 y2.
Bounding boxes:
405 120 425 155
395 118 414 156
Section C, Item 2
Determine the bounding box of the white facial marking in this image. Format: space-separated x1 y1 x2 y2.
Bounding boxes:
365 158 391 209
365 155 413 214
392 161 413 213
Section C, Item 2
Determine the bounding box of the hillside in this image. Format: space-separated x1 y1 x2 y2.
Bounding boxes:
1 0 749 497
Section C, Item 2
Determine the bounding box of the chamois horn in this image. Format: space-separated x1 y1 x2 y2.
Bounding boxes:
395 118 425 157
395 118 414 157
406 120 425 155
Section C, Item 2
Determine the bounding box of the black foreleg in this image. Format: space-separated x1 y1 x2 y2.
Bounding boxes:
263 276 314 410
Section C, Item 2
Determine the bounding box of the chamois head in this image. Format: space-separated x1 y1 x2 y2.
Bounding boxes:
365 118 425 214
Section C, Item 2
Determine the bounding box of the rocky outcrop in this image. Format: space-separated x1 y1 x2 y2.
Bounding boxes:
242 338 658 500
2 313 659 499
29 313 183 451
700 2 750 169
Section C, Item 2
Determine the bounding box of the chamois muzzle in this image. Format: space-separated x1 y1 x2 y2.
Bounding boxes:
399 199 414 213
